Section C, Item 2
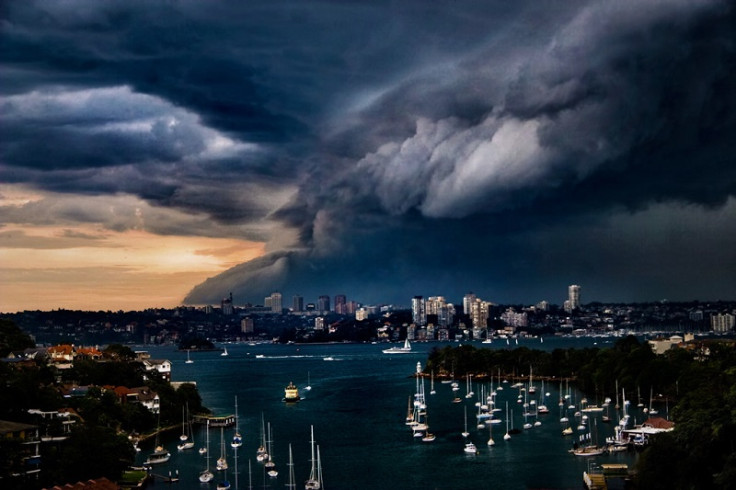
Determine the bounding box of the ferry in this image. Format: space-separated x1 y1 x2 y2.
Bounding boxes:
284 381 300 402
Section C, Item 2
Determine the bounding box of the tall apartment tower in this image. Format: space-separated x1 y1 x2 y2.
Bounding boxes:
240 317 254 334
567 285 581 311
292 295 304 312
269 292 283 313
317 295 331 313
221 292 234 315
463 293 477 316
334 294 347 315
412 296 426 326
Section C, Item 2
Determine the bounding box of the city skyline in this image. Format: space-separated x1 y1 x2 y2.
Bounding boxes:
2 1 735 312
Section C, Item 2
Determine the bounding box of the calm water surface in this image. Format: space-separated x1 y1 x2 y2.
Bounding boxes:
136 337 640 489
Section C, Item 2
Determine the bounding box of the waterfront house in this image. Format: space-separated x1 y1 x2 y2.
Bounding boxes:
114 386 160 414
141 359 171 381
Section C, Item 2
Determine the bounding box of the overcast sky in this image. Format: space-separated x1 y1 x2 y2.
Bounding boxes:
1 0 735 311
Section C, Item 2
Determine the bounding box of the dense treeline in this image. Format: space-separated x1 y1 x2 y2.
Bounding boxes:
425 336 693 402
0 319 209 489
426 336 736 489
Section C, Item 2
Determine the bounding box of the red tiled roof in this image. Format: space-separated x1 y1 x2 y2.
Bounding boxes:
643 416 675 429
45 477 120 490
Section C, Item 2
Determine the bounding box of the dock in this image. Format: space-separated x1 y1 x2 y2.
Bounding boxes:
192 414 235 427
583 471 607 489
584 464 630 490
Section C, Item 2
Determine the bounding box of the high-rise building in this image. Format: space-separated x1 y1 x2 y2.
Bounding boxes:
567 285 581 312
470 298 492 329
711 313 735 332
463 293 477 316
412 296 426 326
269 292 282 313
334 294 347 315
292 295 304 312
426 296 454 327
317 295 330 313
347 301 359 315
221 293 234 315
240 317 254 334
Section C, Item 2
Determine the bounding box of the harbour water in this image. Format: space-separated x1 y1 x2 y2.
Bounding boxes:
136 337 640 489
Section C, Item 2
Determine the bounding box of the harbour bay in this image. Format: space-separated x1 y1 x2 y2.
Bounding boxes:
137 337 640 489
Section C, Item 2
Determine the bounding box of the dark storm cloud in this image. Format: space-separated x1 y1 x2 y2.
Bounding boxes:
2 0 735 305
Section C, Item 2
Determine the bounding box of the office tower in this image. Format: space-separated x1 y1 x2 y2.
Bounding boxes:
317 295 331 313
292 295 304 312
334 294 347 315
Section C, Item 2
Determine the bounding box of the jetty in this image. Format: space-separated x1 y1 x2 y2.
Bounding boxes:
192 414 235 427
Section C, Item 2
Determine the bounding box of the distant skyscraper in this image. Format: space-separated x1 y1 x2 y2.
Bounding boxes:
567 285 581 312
334 294 347 315
470 299 492 329
426 296 454 327
241 317 254 334
292 295 304 312
221 292 234 315
269 292 282 313
317 295 330 313
412 296 426 326
463 293 476 316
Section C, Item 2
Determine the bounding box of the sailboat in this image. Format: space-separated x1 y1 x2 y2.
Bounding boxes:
305 372 312 391
382 337 412 354
145 412 171 465
216 427 228 471
256 414 269 462
462 406 470 438
231 396 243 448
647 386 658 415
421 414 436 442
527 365 536 395
216 455 231 490
572 419 604 456
215 425 231 489
199 420 214 483
305 425 322 490
185 349 194 364
265 422 278 477
286 444 296 490
487 418 495 446
221 346 229 357
177 404 195 450
503 402 511 441
429 370 436 395
405 396 415 425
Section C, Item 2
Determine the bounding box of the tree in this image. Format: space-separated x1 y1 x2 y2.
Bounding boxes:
41 425 134 486
0 318 35 357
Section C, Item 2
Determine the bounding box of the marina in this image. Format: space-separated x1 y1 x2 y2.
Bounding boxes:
135 337 644 489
